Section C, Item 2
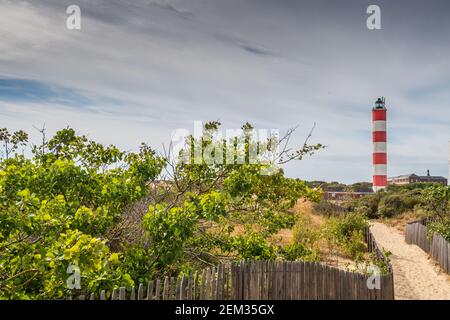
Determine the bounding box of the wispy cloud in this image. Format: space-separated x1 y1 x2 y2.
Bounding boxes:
214 33 278 57
1 0 450 182
151 1 193 17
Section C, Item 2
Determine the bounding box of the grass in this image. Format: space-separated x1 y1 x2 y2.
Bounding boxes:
274 199 364 270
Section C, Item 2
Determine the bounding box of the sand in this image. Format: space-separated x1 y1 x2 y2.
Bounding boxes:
370 222 450 300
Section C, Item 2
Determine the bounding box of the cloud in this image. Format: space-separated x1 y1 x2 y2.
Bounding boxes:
1 0 450 183
214 33 277 57
150 1 193 17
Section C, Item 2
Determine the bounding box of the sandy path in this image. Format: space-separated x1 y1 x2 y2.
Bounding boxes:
370 222 450 300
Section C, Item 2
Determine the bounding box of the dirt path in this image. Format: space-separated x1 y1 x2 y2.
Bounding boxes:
370 222 450 300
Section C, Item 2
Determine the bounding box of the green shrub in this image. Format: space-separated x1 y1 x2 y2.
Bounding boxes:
327 213 369 241
324 213 369 259
346 184 426 219
0 123 323 299
313 198 348 217
292 216 320 247
421 185 450 241
378 194 403 218
279 215 322 261
0 128 164 299
427 218 450 242
233 232 277 260
421 185 450 219
278 243 319 262
349 193 383 218
343 231 367 260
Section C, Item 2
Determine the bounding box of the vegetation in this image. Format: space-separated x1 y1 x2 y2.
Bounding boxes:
0 123 328 299
343 183 450 242
313 198 349 217
0 123 397 299
421 185 450 241
0 127 165 298
284 215 321 262
323 212 369 261
305 181 372 192
284 204 383 272
344 183 430 219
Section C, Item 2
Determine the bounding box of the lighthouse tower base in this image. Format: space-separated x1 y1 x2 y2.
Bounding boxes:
372 186 386 193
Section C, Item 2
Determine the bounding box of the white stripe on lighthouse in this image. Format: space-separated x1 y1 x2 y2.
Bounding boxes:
373 142 387 153
373 164 387 176
373 186 385 192
373 120 386 132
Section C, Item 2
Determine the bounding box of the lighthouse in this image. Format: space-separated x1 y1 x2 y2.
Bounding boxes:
372 97 387 192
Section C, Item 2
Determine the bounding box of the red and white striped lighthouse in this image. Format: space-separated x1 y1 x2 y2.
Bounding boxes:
372 97 387 192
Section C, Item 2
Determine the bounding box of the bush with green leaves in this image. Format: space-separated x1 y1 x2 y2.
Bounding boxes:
427 219 450 242
421 185 450 219
1 123 323 299
278 243 319 262
347 192 383 218
232 231 277 260
378 194 405 218
346 184 427 218
136 121 323 272
0 127 165 299
421 185 450 241
323 212 369 259
292 216 320 248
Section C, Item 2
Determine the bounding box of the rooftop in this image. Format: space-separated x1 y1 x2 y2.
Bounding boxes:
388 170 447 181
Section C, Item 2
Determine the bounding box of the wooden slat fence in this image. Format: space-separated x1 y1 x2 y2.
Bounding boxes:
75 228 394 301
76 260 393 300
405 219 430 252
365 228 393 274
405 219 450 274
75 264 231 301
229 260 393 300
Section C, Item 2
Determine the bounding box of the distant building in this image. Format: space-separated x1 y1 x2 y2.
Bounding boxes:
388 170 447 186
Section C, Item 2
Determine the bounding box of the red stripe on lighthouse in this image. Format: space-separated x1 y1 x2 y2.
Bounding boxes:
372 131 387 142
373 153 387 164
372 110 386 121
373 175 387 186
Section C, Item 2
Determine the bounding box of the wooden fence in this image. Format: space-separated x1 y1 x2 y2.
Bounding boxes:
74 228 394 300
405 219 450 274
76 263 231 301
405 219 431 252
365 228 393 273
76 260 393 301
229 260 393 300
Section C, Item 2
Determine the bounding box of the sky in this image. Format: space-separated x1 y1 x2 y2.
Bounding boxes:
1 0 450 183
